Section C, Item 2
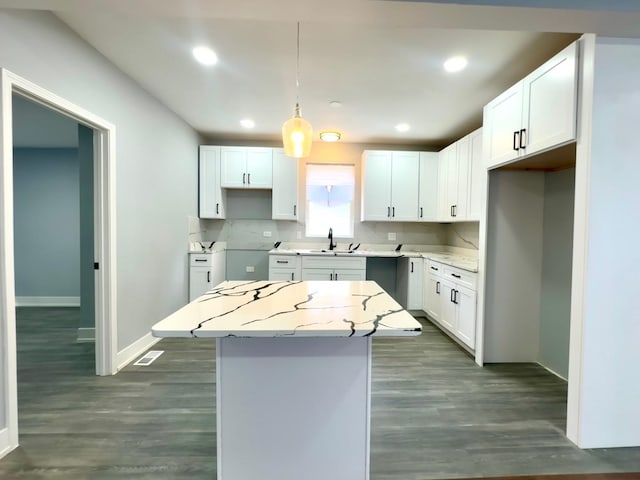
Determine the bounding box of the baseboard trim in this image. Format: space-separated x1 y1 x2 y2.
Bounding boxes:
0 427 16 460
539 362 568 382
15 296 80 307
77 327 95 343
117 332 161 371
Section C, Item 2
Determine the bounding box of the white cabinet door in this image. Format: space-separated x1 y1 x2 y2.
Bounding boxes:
453 135 470 221
301 268 333 281
522 41 578 156
484 81 523 169
199 146 225 219
189 267 212 302
333 269 366 281
424 274 442 322
467 128 483 221
220 146 248 188
439 279 457 333
270 269 298 281
272 149 298 220
455 285 477 349
437 144 455 220
361 151 392 221
246 147 273 188
418 152 439 221
390 151 420 221
406 258 423 310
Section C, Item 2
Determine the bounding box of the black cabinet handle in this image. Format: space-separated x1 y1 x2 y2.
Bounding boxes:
291 272 294 281
276 260 288 264
242 173 246 184
519 128 527 149
420 207 423 218
430 266 439 271
330 273 333 280
392 206 395 217
195 259 207 262
248 173 251 184
453 205 457 217
450 289 455 303
207 271 210 283
450 205 454 217
335 272 338 280
387 206 390 217
453 290 459 305
411 261 414 273
293 205 297 216
451 273 461 279
216 203 219 214
513 131 520 151
436 281 440 294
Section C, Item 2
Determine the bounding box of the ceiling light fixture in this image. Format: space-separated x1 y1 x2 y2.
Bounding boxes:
240 119 255 129
192 46 218 66
282 22 312 158
320 131 341 142
444 56 468 73
395 123 410 133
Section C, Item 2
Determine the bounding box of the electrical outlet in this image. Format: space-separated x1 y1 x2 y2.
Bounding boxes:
246 266 255 273
297 231 302 239
388 232 397 241
263 231 272 238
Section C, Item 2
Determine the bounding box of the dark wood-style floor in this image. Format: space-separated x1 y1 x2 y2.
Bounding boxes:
1 307 639 479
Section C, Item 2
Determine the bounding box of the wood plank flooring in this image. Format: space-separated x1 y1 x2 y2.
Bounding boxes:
1 307 639 479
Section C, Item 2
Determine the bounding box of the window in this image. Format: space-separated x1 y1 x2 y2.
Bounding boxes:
305 164 355 238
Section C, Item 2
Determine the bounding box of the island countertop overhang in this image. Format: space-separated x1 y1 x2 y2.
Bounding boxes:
152 280 422 338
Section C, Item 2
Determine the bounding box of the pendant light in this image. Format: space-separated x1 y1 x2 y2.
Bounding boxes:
282 22 312 158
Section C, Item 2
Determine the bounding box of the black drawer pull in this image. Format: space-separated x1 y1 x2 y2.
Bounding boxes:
430 266 439 271
276 260 288 264
194 259 207 262
451 273 461 279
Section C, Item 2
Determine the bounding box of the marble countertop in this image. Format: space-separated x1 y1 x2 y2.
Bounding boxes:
269 248 478 272
152 280 422 338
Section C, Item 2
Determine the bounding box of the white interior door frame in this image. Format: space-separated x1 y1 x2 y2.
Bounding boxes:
0 68 117 454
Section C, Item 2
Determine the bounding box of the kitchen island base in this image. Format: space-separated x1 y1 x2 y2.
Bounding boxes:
217 336 371 480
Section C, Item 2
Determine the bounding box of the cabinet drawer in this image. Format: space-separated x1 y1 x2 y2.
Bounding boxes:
443 266 477 290
190 253 213 267
302 256 366 270
426 260 444 276
269 255 300 269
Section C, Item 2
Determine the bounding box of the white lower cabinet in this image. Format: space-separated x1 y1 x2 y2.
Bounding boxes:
189 251 226 302
301 256 366 281
268 255 301 281
422 260 477 350
397 257 423 310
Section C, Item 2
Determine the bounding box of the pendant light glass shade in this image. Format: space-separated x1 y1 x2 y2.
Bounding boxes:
282 103 312 158
282 22 312 158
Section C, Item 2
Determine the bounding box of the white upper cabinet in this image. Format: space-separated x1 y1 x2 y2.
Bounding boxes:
199 146 226 219
418 152 439 222
271 148 298 220
361 150 419 222
221 146 273 188
467 128 484 221
484 41 578 169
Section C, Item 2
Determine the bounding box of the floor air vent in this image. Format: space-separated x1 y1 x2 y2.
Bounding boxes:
133 350 164 366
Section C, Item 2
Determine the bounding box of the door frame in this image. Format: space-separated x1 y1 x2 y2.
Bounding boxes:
0 69 118 453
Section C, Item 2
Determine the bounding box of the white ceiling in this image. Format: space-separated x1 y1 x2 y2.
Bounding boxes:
3 0 638 148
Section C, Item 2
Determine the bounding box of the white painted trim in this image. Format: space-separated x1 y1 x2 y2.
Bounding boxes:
539 362 568 382
77 327 95 343
116 333 161 371
1 68 118 452
15 296 80 307
0 427 14 460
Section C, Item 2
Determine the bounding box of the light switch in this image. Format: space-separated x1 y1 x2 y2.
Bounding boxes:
388 232 397 241
263 231 272 238
246 266 255 273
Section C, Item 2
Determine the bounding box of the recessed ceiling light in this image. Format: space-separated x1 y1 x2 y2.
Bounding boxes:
320 131 341 142
395 123 410 133
329 101 343 108
444 56 468 73
240 119 255 129
192 46 218 66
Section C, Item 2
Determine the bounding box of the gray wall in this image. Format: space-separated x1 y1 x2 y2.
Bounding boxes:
0 10 200 355
539 168 574 378
13 147 80 298
78 125 94 329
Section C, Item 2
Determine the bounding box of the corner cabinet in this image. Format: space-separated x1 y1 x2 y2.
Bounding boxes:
484 41 578 169
271 149 298 220
220 146 273 189
199 146 226 219
361 150 420 222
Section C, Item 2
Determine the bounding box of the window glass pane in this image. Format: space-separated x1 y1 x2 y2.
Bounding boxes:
305 164 355 238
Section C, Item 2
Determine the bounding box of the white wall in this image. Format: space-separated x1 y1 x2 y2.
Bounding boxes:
0 10 200 350
484 170 544 362
539 168 574 378
568 36 640 448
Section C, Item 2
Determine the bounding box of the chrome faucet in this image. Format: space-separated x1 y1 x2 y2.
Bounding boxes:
328 227 336 251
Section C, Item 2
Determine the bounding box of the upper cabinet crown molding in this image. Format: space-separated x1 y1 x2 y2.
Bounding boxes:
483 41 579 170
220 146 273 189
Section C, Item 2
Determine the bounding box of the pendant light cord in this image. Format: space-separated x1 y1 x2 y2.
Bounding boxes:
296 21 300 107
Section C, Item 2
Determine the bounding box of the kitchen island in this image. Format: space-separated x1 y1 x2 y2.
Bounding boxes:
152 280 421 480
